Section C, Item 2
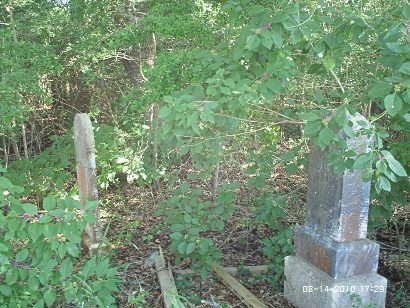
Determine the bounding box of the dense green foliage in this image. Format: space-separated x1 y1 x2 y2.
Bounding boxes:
157 181 238 278
0 175 118 307
155 0 410 278
1 0 409 305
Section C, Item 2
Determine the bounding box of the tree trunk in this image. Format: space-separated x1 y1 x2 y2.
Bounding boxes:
2 136 8 167
10 130 20 161
21 122 28 158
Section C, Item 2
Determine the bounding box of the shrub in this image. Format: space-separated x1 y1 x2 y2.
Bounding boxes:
0 175 119 307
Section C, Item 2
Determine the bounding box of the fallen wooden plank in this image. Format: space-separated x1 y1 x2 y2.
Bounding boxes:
175 264 269 276
154 246 180 308
211 263 267 308
223 265 269 276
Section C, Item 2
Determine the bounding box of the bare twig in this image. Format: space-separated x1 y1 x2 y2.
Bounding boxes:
330 69 345 94
212 160 220 203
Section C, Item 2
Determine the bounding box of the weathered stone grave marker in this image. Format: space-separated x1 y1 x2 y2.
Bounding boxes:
74 114 102 250
284 113 387 308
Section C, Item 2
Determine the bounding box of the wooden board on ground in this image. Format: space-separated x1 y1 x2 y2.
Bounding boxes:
212 263 267 308
154 246 180 308
175 264 269 276
223 265 269 276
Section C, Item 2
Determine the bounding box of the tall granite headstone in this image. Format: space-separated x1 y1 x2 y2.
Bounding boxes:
74 114 102 247
284 113 387 308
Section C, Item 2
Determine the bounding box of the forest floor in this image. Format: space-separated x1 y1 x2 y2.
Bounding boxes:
96 152 409 308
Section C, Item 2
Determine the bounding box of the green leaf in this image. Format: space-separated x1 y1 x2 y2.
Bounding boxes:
8 218 21 234
39 259 57 272
180 182 189 193
403 89 410 104
60 258 73 277
84 212 97 223
204 101 218 110
272 32 283 48
64 288 77 303
0 243 9 252
223 78 235 88
343 124 355 138
16 248 29 262
95 258 110 277
403 5 410 18
177 241 187 255
43 196 56 211
304 120 322 136
385 43 402 53
28 275 40 291
248 5 266 16
6 268 18 285
300 112 321 121
66 242 80 257
307 64 323 74
58 244 67 258
247 35 260 50
399 62 410 75
159 107 172 119
44 288 56 307
186 242 195 255
164 95 173 104
33 300 45 308
368 82 392 99
384 93 403 116
38 215 53 224
162 122 172 136
266 79 282 93
49 208 64 217
183 213 192 224
383 168 399 183
280 151 295 162
82 258 97 278
214 220 225 231
189 228 200 235
170 224 184 232
187 111 199 127
324 55 336 71
22 203 37 215
65 197 80 209
261 36 273 49
271 10 291 23
353 154 373 170
381 150 407 177
85 200 99 210
286 164 298 176
318 127 335 146
377 176 391 192
192 123 201 135
198 241 209 255
170 232 183 240
220 87 231 95
200 112 215 124
376 160 388 173
0 285 12 296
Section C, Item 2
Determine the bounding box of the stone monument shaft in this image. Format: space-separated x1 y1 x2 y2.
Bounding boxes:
284 113 387 308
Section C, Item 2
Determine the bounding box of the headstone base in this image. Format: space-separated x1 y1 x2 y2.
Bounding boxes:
295 225 380 279
284 256 387 308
